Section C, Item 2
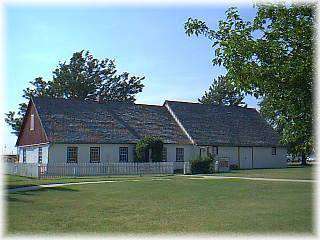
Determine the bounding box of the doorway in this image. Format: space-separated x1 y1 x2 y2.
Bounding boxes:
239 147 253 169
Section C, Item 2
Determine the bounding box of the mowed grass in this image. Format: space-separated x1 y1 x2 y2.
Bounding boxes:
6 174 170 189
215 166 314 180
6 165 313 189
6 171 314 234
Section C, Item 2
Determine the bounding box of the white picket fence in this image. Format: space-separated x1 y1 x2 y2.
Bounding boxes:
5 162 39 178
5 162 191 178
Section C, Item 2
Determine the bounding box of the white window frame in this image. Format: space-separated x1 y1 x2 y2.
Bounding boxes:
67 147 78 163
200 147 206 157
38 147 42 164
30 114 34 131
162 147 167 162
22 149 26 163
176 148 184 162
272 147 277 155
213 146 218 155
119 147 128 162
90 147 100 163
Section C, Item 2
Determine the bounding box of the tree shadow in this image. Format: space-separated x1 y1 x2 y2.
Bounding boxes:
6 196 30 203
6 186 79 203
37 187 79 192
288 165 313 168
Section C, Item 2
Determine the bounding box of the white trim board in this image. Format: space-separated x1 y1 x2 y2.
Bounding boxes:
164 102 195 145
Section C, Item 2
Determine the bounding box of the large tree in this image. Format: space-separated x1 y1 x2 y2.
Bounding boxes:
199 75 246 106
5 50 145 135
185 4 315 164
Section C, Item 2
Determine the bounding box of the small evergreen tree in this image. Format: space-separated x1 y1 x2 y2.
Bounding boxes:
199 75 246 106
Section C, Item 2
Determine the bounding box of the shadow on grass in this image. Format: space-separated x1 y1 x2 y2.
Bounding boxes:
37 187 79 192
287 164 313 168
7 187 79 203
7 184 39 189
7 196 30 203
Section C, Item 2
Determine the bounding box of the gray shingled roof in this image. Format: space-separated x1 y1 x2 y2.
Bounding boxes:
33 97 281 147
33 97 191 144
165 101 282 146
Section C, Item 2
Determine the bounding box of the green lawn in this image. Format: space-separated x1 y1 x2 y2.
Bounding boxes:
5 174 172 189
6 166 313 189
215 166 314 180
6 168 314 234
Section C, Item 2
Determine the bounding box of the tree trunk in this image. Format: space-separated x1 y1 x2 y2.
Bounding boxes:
301 153 307 166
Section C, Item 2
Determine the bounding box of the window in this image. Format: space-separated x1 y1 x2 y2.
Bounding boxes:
119 147 128 162
272 147 277 155
67 147 78 163
22 149 26 163
38 147 42 164
206 146 211 155
176 148 184 162
30 114 34 131
213 146 218 155
162 147 167 162
200 147 214 157
90 147 100 163
200 147 206 157
133 148 137 161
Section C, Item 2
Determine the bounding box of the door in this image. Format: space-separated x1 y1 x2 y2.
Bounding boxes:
239 147 253 169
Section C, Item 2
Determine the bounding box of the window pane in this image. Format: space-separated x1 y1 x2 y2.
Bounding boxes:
272 147 277 155
176 148 184 162
67 147 78 163
30 114 34 131
213 146 218 155
162 147 167 162
200 147 204 157
23 149 26 163
119 147 128 162
90 147 100 163
38 147 42 164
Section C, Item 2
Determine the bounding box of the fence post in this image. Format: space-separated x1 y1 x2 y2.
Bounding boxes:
38 164 41 179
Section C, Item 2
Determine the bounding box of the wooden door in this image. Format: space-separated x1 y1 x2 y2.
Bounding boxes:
239 147 253 169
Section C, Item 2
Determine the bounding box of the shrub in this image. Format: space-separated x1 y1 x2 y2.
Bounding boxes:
230 164 239 170
135 136 164 162
190 155 214 174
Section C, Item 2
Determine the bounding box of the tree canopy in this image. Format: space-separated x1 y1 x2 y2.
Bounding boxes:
199 75 246 106
185 3 315 162
5 50 145 135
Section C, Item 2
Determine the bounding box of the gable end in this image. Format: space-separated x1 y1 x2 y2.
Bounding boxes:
16 98 49 146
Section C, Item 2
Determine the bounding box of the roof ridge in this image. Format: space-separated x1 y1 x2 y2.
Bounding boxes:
33 97 257 111
165 100 258 111
165 100 280 146
164 100 199 104
30 96 192 145
33 96 99 105
33 96 166 108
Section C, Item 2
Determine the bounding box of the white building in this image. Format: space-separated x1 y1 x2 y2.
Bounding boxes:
16 97 287 170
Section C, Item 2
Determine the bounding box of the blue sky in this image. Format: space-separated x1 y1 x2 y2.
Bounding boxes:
3 4 258 153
